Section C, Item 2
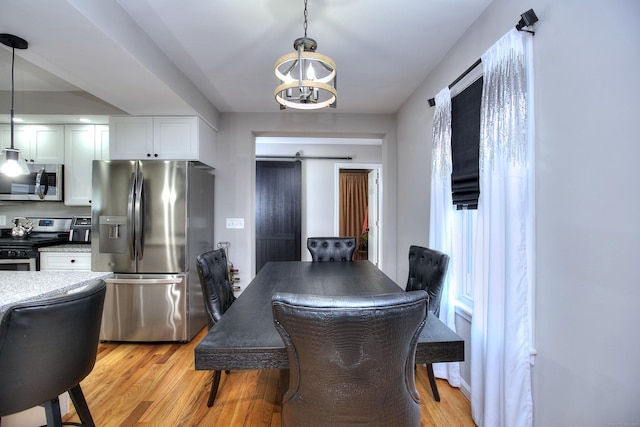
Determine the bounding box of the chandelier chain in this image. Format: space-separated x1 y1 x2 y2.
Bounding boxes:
303 0 308 37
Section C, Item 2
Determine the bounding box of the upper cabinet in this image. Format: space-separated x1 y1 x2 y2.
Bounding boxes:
109 116 216 168
64 124 109 206
0 124 65 164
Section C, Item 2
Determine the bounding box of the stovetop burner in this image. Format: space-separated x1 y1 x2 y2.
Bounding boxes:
0 231 70 247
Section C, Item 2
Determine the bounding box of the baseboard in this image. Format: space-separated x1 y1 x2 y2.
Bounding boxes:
459 377 471 400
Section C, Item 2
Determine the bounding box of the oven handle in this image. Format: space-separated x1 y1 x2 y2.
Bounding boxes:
0 258 37 270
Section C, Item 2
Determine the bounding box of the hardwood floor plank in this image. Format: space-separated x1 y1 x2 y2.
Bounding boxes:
120 401 152 426
63 327 475 426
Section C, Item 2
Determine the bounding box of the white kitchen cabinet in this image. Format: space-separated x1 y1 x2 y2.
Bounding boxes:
109 116 216 167
64 124 109 206
40 252 92 271
0 124 65 164
108 116 153 159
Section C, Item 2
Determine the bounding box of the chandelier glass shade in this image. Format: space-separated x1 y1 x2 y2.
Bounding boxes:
274 1 337 110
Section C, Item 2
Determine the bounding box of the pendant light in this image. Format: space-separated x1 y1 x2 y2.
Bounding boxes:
0 33 30 177
274 0 337 110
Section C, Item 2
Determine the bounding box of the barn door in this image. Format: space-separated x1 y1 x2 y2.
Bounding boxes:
255 161 302 273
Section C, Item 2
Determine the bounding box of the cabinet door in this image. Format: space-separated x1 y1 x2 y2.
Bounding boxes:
153 116 198 160
96 125 110 160
64 125 99 206
109 116 153 159
31 125 65 163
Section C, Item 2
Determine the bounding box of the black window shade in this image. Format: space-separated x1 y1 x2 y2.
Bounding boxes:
451 76 483 209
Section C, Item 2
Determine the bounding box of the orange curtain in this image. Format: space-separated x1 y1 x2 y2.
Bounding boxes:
339 172 368 242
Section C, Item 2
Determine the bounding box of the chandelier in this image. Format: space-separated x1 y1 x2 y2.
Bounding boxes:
274 0 336 110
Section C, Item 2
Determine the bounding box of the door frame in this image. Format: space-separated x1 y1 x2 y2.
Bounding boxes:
334 163 383 268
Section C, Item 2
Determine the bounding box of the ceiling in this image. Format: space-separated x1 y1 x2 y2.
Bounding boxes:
0 0 492 125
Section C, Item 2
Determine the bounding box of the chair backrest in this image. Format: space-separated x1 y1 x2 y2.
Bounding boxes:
272 290 428 427
306 237 356 262
0 279 106 416
406 245 450 317
196 249 236 329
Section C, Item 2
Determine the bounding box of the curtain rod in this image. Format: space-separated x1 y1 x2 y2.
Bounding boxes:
256 151 352 161
427 58 481 107
427 9 538 107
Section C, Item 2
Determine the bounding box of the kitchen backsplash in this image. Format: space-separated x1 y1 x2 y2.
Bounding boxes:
0 201 89 228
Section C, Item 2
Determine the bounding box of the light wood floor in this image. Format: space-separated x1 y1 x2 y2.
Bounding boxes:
63 327 476 426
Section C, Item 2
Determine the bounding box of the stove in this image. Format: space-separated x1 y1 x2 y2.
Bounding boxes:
0 218 71 271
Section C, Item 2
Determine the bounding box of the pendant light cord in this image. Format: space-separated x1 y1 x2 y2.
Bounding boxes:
10 46 16 150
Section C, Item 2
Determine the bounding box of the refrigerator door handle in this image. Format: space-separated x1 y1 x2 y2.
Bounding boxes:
127 171 137 261
135 170 145 260
105 278 184 285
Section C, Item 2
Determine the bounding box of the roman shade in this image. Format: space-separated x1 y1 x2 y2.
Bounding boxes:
450 76 483 209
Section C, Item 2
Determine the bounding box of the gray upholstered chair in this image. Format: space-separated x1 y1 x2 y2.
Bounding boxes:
196 248 237 406
406 245 450 402
306 236 356 262
272 290 429 427
0 279 106 427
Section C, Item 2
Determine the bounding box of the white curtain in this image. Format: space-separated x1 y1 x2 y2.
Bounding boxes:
470 28 533 427
428 87 460 387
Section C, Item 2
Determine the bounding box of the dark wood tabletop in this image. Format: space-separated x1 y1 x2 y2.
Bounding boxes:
194 261 464 371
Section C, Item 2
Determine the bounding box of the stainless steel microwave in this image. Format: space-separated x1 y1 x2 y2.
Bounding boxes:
0 164 63 201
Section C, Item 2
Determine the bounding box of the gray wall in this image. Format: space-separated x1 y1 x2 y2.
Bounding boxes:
397 0 640 425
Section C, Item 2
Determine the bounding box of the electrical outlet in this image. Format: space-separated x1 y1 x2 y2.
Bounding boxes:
226 218 244 229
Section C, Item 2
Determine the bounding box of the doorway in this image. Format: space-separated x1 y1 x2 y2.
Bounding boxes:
255 136 383 267
335 164 382 267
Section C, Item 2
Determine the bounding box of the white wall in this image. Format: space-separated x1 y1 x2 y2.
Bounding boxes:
214 112 396 288
256 141 382 261
397 0 640 425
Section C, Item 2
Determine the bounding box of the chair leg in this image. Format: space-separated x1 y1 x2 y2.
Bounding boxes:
42 397 63 427
426 363 440 402
69 384 96 427
207 370 222 407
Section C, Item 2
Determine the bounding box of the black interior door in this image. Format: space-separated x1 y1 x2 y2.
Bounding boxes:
255 161 302 272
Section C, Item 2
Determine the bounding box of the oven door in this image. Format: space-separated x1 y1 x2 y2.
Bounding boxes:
0 258 37 271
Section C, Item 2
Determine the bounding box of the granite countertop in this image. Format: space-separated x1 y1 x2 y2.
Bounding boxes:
39 244 92 253
0 271 111 314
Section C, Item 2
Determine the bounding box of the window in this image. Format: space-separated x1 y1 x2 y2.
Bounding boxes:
457 208 477 306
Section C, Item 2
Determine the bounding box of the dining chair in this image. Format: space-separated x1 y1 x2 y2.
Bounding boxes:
406 245 450 402
196 248 237 407
272 290 429 427
0 279 106 427
306 236 356 262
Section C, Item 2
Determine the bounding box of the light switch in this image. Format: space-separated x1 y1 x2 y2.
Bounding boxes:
226 218 244 229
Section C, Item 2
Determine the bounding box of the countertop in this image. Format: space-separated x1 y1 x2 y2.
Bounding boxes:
39 243 92 253
0 271 111 314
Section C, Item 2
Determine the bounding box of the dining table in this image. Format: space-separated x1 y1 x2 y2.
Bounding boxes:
194 260 464 371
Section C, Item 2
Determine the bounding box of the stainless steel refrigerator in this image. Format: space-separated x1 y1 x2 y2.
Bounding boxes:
91 160 213 342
